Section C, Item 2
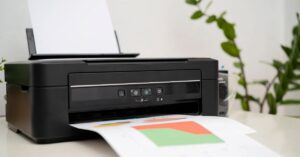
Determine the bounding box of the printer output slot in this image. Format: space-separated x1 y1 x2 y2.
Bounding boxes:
69 102 200 123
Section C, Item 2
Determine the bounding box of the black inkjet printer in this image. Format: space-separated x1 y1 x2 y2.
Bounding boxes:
4 30 223 143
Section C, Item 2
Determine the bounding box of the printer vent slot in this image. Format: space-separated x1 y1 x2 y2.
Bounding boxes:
84 59 188 64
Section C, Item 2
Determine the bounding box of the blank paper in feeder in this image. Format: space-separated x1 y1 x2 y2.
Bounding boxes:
28 0 119 54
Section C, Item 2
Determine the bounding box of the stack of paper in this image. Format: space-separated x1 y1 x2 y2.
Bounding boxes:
71 115 281 157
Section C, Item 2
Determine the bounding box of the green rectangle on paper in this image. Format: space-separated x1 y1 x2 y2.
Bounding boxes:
139 128 223 146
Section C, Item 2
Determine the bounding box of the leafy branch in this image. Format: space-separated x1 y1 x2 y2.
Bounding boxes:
263 15 300 114
0 57 5 83
186 0 300 114
186 0 252 111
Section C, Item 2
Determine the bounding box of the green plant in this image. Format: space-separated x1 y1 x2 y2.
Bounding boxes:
0 58 5 83
185 0 300 114
265 17 300 114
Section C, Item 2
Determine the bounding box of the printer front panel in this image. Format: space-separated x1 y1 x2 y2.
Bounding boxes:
68 70 202 121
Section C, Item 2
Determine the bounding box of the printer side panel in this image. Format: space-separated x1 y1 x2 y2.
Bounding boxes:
5 63 34 138
6 84 32 135
5 64 97 143
5 82 97 143
201 79 219 115
195 59 218 116
30 86 97 143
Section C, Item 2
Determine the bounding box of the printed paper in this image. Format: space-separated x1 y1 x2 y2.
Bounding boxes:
71 115 280 157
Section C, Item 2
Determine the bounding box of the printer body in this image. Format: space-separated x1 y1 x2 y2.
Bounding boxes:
5 58 219 143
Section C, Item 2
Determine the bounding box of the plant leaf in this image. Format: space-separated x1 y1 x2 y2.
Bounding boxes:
217 17 226 29
235 92 243 99
272 60 284 70
281 99 300 105
274 83 284 102
292 25 298 36
238 78 246 86
278 73 288 91
222 22 236 40
233 62 243 68
241 98 250 111
185 0 201 5
221 41 240 57
236 93 251 111
292 75 300 80
281 45 292 57
286 62 294 78
206 15 216 23
248 95 260 103
191 10 204 20
288 84 300 91
267 93 277 114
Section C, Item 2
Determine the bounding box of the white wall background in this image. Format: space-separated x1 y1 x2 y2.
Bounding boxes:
0 0 299 116
0 0 31 116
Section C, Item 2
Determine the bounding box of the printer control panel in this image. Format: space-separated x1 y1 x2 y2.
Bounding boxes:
119 87 163 102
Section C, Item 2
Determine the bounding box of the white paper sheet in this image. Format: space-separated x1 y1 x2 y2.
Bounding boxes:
71 115 280 157
28 0 119 54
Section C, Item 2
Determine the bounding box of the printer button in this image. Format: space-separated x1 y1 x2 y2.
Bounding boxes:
130 89 141 97
118 90 126 97
142 88 152 96
156 97 164 102
156 88 163 95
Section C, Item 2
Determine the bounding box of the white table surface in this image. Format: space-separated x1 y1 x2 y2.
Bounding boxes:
0 111 300 157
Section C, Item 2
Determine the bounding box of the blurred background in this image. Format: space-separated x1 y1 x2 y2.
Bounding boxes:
0 0 299 116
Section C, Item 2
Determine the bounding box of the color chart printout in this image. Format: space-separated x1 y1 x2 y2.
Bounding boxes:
132 121 223 146
71 115 281 157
